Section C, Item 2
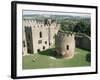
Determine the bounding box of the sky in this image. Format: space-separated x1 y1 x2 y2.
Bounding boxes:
23 10 91 18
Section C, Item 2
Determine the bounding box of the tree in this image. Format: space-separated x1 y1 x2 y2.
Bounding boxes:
60 20 90 36
73 21 90 36
60 20 75 32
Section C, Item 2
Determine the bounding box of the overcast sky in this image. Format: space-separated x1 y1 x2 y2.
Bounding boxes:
23 10 91 18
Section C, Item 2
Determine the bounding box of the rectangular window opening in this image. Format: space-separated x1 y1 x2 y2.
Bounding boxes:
67 45 69 50
45 41 47 44
38 40 42 44
37 49 40 52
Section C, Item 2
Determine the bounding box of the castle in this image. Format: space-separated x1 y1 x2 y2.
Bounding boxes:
22 17 60 55
22 16 90 59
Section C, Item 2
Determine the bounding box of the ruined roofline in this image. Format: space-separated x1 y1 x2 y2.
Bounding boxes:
23 18 58 26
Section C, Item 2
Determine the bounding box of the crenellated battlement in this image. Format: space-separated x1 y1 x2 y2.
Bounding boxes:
57 30 75 38
23 19 59 29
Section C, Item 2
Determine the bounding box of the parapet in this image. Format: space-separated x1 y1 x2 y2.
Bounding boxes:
57 30 75 38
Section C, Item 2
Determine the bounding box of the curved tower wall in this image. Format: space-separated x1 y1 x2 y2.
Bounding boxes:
55 32 75 58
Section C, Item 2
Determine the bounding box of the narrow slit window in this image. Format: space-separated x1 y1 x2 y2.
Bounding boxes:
67 45 69 50
49 43 51 46
40 32 42 38
43 46 45 50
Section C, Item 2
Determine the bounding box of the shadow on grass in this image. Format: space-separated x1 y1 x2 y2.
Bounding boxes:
86 53 91 62
38 48 61 58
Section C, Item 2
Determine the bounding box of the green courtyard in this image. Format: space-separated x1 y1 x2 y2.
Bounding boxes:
22 48 91 69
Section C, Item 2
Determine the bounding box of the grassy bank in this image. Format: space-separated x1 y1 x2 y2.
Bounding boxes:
22 48 90 69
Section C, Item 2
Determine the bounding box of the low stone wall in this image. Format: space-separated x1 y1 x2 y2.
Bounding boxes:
75 34 91 51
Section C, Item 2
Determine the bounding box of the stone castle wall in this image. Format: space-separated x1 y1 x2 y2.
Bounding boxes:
75 34 90 51
22 18 60 55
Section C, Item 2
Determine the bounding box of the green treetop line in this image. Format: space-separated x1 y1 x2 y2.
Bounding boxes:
60 20 90 36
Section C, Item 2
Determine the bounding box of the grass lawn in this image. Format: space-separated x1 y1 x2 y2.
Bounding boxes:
22 48 90 69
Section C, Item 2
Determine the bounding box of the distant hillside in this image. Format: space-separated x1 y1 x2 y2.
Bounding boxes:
23 14 90 21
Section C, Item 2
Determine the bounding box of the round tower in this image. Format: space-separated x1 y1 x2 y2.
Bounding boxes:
55 31 75 59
